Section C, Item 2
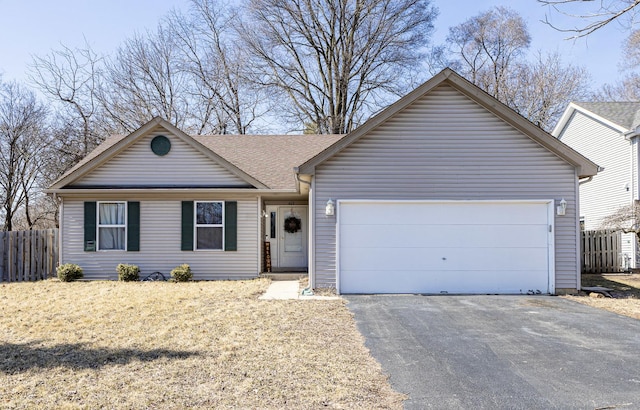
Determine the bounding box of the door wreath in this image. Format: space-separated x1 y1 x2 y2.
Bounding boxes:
284 215 302 233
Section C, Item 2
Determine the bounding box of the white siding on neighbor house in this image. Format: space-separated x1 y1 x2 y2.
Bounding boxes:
633 138 638 202
61 198 258 280
313 84 579 290
73 126 250 187
557 111 635 267
632 138 639 267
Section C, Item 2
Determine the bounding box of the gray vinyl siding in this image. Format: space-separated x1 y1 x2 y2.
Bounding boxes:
73 126 250 187
313 84 579 290
557 111 635 266
61 198 258 279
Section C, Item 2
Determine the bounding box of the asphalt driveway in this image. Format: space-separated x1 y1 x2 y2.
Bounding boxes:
345 295 640 409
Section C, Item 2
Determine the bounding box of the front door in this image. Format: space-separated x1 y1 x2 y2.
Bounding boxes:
279 206 307 268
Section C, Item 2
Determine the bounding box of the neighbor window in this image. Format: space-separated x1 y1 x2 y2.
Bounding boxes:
98 201 126 250
195 201 224 250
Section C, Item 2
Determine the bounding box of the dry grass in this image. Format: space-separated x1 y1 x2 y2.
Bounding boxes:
563 274 640 320
0 279 403 409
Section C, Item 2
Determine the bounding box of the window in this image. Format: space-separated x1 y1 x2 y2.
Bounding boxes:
270 211 277 238
195 201 224 250
181 201 236 251
98 202 126 250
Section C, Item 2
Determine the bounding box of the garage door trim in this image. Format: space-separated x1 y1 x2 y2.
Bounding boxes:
336 199 555 295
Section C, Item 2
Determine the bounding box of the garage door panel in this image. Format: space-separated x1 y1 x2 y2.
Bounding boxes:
340 246 548 271
340 202 549 226
340 269 549 294
338 200 553 294
340 224 549 249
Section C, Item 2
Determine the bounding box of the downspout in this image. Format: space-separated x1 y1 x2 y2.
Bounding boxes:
51 193 63 269
574 170 581 293
622 126 640 269
578 165 604 186
623 128 638 198
626 130 639 269
296 172 314 296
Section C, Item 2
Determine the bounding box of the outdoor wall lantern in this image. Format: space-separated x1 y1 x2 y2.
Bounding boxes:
325 199 335 216
557 198 567 216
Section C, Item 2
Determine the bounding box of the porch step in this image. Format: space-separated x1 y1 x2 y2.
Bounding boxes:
262 272 308 281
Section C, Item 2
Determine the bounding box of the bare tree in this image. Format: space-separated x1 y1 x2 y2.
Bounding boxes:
593 28 640 101
167 0 265 134
539 0 640 38
433 7 589 131
0 81 50 231
622 27 640 66
504 52 590 130
594 73 640 101
99 25 194 133
601 201 640 245
29 41 107 174
444 7 531 102
241 0 437 134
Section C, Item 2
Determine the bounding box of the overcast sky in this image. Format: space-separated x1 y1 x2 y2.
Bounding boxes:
0 0 630 92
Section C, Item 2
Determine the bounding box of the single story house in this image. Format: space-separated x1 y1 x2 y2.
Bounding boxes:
553 102 640 269
47 68 598 294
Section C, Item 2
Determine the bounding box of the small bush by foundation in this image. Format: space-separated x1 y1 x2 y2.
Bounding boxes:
116 264 140 281
170 264 193 282
56 263 83 282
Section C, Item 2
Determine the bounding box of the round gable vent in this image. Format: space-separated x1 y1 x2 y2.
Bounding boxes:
150 135 171 156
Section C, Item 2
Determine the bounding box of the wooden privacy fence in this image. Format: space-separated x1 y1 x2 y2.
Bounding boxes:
0 229 58 282
581 229 625 274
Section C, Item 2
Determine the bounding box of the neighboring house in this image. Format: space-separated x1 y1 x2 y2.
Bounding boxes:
47 69 598 294
553 102 640 269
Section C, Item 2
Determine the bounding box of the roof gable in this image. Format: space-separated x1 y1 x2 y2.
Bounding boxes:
50 117 267 190
553 102 640 137
49 117 344 192
298 68 599 179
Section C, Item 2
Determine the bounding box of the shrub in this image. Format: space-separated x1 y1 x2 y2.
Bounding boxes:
117 264 140 281
170 264 193 282
56 263 83 282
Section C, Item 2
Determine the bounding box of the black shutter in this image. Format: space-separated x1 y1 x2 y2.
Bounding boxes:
127 202 140 251
181 201 194 251
84 202 97 252
224 201 237 251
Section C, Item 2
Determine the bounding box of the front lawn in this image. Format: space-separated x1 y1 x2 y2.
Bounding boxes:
563 274 640 320
0 279 403 409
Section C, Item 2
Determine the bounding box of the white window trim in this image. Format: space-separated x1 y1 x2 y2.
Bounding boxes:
97 201 127 251
194 201 225 251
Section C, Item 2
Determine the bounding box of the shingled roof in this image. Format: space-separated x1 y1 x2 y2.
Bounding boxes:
192 134 344 190
576 102 640 130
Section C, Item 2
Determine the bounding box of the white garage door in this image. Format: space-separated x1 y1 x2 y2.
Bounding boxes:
338 200 554 294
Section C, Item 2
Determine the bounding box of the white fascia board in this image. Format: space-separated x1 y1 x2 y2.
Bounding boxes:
45 188 298 199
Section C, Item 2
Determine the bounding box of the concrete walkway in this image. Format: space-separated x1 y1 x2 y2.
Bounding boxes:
259 280 340 300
